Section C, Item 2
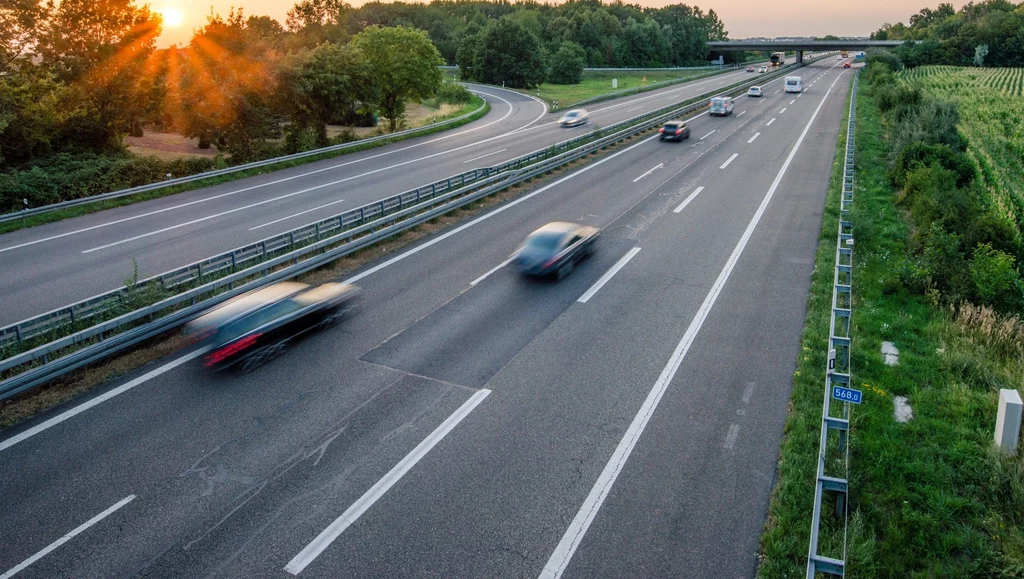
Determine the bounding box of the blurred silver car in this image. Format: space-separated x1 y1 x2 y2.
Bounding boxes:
747 86 764 97
558 109 589 127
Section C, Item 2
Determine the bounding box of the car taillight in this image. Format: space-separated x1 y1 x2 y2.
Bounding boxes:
543 258 558 269
205 333 262 367
658 128 664 133
675 130 682 135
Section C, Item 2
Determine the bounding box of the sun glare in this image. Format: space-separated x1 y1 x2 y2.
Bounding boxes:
157 7 184 27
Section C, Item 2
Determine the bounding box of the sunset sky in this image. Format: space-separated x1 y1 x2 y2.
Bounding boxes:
153 0 963 47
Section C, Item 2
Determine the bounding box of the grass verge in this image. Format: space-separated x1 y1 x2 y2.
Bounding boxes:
0 128 657 432
522 69 724 109
758 76 1024 577
0 97 488 236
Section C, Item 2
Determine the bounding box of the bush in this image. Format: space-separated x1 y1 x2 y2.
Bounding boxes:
901 164 982 237
890 143 975 189
970 244 1024 312
922 224 970 300
435 82 473 104
548 42 586 85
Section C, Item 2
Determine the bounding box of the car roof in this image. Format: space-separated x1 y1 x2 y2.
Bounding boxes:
664 120 684 125
531 222 577 237
186 281 309 334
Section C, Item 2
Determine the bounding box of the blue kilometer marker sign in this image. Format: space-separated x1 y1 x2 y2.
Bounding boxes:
832 386 863 404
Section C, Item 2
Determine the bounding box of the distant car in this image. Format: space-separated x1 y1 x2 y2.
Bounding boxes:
659 120 690 141
843 62 851 68
758 66 768 73
746 66 755 72
747 86 764 97
514 222 598 279
837 54 844 60
709 96 734 116
558 109 589 127
185 281 361 372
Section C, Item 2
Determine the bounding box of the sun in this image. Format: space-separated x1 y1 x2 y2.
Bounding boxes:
156 7 184 27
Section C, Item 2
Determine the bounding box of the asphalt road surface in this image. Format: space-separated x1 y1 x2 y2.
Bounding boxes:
0 58 852 578
0 66 775 326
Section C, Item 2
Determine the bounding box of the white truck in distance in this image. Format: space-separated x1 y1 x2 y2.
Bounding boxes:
784 76 803 93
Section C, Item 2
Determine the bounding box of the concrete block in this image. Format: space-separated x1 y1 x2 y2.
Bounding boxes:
995 389 1022 453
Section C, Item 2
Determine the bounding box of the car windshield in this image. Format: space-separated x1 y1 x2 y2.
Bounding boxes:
564 112 578 118
664 123 681 129
526 232 563 251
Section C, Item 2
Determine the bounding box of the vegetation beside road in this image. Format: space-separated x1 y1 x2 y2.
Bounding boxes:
516 68 724 109
759 64 1024 577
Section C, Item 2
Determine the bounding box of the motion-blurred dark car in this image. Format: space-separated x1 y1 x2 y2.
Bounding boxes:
514 222 598 279
185 281 361 372
659 120 690 141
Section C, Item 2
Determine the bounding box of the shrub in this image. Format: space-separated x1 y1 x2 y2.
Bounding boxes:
890 142 975 189
922 224 970 300
435 82 473 104
548 42 586 85
970 243 1024 312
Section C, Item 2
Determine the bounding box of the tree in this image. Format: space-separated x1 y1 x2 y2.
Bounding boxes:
352 25 443 132
548 41 585 85
0 0 47 73
282 42 372 146
475 18 546 89
38 0 161 149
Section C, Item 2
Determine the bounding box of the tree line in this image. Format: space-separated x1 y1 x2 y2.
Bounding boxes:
871 0 1024 67
0 0 723 210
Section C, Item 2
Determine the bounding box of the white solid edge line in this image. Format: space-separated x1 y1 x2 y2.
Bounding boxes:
250 198 346 231
462 148 508 164
673 186 705 213
577 247 641 304
766 118 776 126
747 133 761 144
3 135 661 453
539 68 846 579
284 388 491 575
470 255 515 286
632 163 663 183
2 92 527 255
0 494 136 579
0 349 206 454
719 153 739 170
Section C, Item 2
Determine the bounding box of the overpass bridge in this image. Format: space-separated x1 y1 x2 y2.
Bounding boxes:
708 40 908 63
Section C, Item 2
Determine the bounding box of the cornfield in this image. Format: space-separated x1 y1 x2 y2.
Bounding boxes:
898 66 1024 231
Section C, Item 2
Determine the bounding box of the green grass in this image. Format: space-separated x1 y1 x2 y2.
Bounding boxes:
0 97 488 236
521 68 725 109
759 76 1024 577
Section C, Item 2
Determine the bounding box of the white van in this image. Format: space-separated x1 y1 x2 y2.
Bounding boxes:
709 96 734 116
785 76 803 93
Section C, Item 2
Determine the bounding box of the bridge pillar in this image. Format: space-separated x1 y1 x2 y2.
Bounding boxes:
797 50 804 63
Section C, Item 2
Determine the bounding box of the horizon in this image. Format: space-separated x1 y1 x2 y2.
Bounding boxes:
152 0 967 47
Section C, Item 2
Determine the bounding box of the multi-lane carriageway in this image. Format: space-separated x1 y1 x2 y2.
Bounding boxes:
0 58 853 578
2 65 774 327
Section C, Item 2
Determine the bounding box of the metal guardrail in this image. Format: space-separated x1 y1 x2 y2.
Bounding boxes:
806 70 858 578
0 63 807 400
0 100 489 224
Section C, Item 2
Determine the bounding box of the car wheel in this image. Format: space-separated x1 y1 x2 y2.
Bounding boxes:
556 260 574 280
240 339 289 373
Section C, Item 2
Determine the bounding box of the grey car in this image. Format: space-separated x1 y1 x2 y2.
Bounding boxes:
514 222 599 279
558 109 589 127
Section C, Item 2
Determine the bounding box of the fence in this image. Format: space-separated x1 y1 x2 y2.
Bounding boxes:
0 63 808 401
806 70 859 578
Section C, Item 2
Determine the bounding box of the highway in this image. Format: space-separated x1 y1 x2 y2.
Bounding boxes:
0 66 769 326
0 58 852 578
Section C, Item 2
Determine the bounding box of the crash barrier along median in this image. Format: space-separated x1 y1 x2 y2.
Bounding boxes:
0 62 813 401
806 71 859 578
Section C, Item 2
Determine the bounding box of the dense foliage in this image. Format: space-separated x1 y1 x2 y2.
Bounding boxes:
864 54 1024 313
872 0 1024 67
0 0 725 210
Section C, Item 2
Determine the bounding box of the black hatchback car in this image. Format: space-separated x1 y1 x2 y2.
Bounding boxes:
185 281 361 372
659 120 690 141
514 222 599 279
